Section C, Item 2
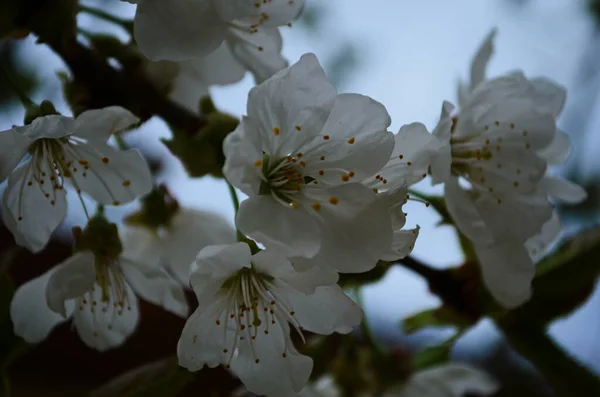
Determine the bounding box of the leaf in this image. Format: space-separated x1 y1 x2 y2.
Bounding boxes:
412 335 459 371
402 307 471 335
89 356 193 397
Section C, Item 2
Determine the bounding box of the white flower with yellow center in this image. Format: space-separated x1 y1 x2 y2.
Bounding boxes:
131 0 302 82
427 30 587 307
177 242 362 396
10 217 188 351
223 53 394 273
0 106 153 252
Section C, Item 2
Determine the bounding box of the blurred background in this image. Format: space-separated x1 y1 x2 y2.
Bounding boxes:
1 0 599 395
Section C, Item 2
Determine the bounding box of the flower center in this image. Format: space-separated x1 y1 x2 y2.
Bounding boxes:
216 267 304 366
258 154 309 208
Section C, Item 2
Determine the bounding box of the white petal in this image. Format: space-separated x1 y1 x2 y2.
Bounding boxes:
444 178 493 244
236 196 321 258
10 269 70 343
306 183 393 273
540 175 587 204
475 240 534 308
2 160 67 252
380 226 420 262
120 226 162 272
72 284 140 351
120 257 189 318
159 209 236 284
181 42 246 86
230 321 313 395
397 364 498 397
177 297 233 370
468 28 496 91
222 119 265 197
0 128 31 182
134 0 227 61
74 106 139 142
45 252 96 317
67 143 152 205
373 123 442 188
273 281 363 335
252 250 339 294
529 77 566 117
214 0 304 26
192 243 252 281
228 27 287 83
538 129 570 164
302 94 394 183
525 210 561 261
168 68 210 112
246 53 336 159
14 114 78 140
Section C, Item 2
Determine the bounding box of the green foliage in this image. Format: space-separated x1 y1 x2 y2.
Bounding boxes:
89 357 193 397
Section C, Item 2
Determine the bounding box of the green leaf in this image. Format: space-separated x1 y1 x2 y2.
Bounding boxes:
89 357 193 397
402 307 472 335
412 335 459 371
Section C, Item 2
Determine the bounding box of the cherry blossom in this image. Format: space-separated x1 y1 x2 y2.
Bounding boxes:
177 242 362 396
223 53 394 273
0 106 153 252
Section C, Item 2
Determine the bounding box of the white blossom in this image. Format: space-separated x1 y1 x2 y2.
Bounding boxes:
10 248 188 351
131 0 302 82
0 107 152 252
289 364 498 397
177 242 362 396
121 207 236 285
427 30 587 307
223 53 395 273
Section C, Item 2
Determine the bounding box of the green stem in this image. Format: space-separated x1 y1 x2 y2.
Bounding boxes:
226 182 245 242
79 5 133 30
96 204 105 216
114 134 129 150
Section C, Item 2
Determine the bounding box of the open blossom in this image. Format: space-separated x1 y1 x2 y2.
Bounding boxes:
10 219 188 351
223 53 394 273
178 242 362 396
122 207 236 285
131 0 302 82
426 30 587 307
289 364 498 397
0 106 152 252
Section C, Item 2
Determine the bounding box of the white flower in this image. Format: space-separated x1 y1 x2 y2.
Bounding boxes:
223 53 394 273
121 207 236 285
145 43 246 112
0 107 152 252
177 242 362 396
10 243 188 351
131 0 302 82
422 30 588 307
289 364 498 397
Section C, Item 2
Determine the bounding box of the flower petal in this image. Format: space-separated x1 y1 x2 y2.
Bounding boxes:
540 175 587 204
538 129 570 164
2 160 67 252
193 242 252 281
120 257 189 318
236 196 321 258
529 77 566 117
475 240 534 308
72 284 140 351
14 114 78 140
74 106 139 142
228 26 287 83
45 252 96 317
183 42 247 86
134 0 227 61
230 320 313 395
223 119 265 197
398 364 499 397
246 53 336 159
525 210 561 261
272 281 363 335
0 128 31 183
444 178 493 244
306 183 393 273
10 269 70 343
380 226 420 262
468 28 496 92
214 0 304 26
67 143 152 205
302 93 393 183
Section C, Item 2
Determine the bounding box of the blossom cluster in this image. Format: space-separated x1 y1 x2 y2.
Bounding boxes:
0 1 587 396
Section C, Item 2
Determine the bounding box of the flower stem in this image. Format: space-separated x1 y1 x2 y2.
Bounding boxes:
114 133 129 150
226 182 245 242
78 5 133 30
